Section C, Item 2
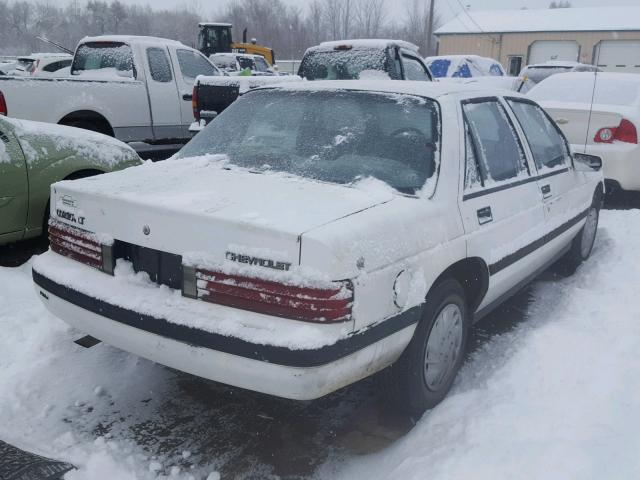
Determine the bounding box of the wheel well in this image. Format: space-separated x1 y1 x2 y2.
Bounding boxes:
64 169 104 180
433 258 489 313
594 181 605 205
59 111 114 137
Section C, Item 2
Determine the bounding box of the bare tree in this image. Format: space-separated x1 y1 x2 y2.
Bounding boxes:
354 0 386 38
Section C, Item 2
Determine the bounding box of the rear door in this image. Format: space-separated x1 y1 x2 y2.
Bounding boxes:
0 122 28 239
506 98 591 254
169 47 221 135
144 46 182 141
459 97 546 312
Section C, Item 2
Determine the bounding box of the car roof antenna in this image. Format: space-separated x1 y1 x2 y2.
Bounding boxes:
583 49 601 154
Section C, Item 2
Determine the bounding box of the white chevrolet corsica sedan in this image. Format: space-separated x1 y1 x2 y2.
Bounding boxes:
33 81 604 416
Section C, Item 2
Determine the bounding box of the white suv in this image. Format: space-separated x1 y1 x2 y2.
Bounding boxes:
33 81 604 415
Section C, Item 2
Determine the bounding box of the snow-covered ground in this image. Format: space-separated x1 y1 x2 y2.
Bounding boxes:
1 209 639 479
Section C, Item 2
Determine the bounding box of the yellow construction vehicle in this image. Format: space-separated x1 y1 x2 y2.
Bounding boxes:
197 23 275 66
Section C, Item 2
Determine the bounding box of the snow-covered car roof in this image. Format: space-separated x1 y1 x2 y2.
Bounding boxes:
250 79 523 100
80 35 185 47
210 52 265 60
313 39 419 52
524 61 587 69
198 22 233 27
436 6 640 34
17 53 72 61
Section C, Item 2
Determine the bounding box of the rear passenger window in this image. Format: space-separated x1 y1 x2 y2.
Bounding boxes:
147 48 172 83
507 99 570 170
402 55 430 81
463 99 528 186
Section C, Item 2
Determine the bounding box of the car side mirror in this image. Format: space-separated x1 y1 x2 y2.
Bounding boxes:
573 153 602 171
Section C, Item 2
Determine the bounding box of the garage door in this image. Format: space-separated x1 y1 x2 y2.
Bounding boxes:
528 41 579 64
594 40 640 73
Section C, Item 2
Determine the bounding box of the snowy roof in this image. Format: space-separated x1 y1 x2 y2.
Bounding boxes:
199 22 233 27
18 53 72 60
435 6 640 34
251 79 522 100
525 60 588 68
315 39 419 52
80 35 185 47
210 52 265 60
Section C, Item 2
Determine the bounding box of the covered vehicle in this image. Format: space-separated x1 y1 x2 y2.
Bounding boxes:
33 81 603 416
0 115 141 245
425 55 505 78
426 54 532 92
529 72 640 193
520 61 599 85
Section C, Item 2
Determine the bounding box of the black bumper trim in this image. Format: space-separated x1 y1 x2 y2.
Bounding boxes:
32 270 421 368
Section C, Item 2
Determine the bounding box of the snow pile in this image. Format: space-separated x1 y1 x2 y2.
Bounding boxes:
330 210 640 480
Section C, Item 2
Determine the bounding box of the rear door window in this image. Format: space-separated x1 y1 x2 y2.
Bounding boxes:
402 54 430 81
147 47 173 83
507 99 570 170
462 99 528 185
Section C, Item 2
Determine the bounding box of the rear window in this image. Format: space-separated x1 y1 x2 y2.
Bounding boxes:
72 42 134 78
522 66 572 84
529 74 640 106
299 48 396 80
178 89 440 194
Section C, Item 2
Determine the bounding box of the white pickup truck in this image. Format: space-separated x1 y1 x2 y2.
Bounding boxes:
0 35 221 152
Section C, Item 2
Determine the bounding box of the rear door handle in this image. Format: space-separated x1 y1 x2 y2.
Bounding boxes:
555 118 569 125
541 184 552 198
477 206 493 225
182 93 193 101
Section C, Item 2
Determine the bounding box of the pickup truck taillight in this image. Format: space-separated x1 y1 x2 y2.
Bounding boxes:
192 85 199 122
183 267 353 323
594 119 638 144
49 220 114 274
0 92 7 116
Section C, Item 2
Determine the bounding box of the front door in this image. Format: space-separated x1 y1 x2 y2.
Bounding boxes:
0 122 29 239
458 98 546 312
144 46 182 141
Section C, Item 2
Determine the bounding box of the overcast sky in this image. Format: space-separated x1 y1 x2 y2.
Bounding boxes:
118 0 640 23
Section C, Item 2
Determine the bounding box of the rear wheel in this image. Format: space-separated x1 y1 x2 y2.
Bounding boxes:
559 201 600 274
385 278 469 417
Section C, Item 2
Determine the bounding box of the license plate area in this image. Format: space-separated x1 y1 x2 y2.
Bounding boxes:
114 241 182 289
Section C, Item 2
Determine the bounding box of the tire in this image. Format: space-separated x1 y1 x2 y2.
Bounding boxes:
384 278 469 417
559 201 600 275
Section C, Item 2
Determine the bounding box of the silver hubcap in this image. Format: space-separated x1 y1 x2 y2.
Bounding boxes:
424 303 463 391
581 207 598 258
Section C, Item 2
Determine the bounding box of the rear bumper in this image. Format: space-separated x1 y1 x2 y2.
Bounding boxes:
583 143 640 191
32 257 419 400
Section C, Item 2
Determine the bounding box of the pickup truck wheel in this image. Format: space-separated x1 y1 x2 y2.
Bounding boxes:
559 203 600 275
385 278 468 417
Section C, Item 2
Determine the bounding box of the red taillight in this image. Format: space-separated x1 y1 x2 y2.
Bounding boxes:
594 118 638 144
192 85 199 122
0 92 7 116
194 268 353 323
48 219 113 273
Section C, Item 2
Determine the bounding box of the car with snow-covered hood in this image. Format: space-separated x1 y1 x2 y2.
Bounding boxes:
33 81 603 415
0 115 141 246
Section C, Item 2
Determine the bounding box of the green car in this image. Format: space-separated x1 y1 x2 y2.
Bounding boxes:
0 115 141 246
